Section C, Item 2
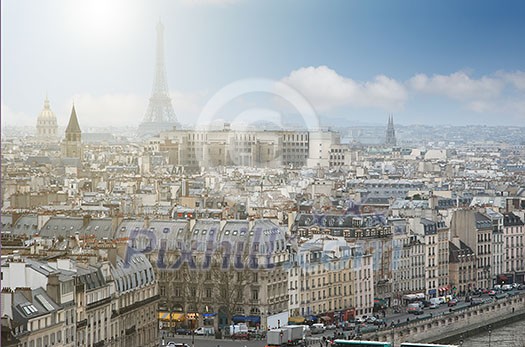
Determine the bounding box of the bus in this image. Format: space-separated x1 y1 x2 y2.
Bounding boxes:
332 340 392 347
400 343 458 347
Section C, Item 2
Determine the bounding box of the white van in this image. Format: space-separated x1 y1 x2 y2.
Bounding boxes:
429 298 440 306
194 327 215 336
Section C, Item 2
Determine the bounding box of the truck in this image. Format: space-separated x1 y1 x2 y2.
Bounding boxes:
228 323 248 336
283 325 304 344
266 325 304 346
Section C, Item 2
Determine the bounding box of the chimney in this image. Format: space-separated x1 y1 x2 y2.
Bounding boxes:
46 274 60 305
117 241 128 259
83 214 92 228
111 212 124 233
16 287 33 303
108 246 117 266
1 288 14 318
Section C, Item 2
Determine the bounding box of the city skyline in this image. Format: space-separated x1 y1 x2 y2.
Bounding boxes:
2 0 525 128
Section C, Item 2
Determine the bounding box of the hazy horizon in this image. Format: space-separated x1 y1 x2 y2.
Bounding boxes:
2 0 525 129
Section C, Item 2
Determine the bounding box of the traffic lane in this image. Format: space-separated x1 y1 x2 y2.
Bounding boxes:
161 335 267 347
382 290 521 325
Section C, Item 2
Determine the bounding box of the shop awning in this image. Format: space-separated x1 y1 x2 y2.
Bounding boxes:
203 313 217 318
305 315 318 322
158 312 170 321
245 315 261 323
172 313 185 321
288 316 306 324
232 315 246 323
320 316 332 322
158 312 185 322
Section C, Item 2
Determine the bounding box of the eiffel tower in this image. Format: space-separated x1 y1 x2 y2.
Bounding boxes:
139 21 178 137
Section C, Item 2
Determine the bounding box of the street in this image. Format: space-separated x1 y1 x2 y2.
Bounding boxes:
159 289 523 347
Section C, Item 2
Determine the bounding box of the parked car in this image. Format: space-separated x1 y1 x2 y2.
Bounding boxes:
310 323 325 334
372 319 386 326
502 284 513 291
167 343 190 347
325 324 337 330
421 300 432 307
447 299 458 307
488 290 497 296
406 304 424 315
429 303 439 309
470 298 484 306
355 317 366 324
175 328 192 335
366 316 377 324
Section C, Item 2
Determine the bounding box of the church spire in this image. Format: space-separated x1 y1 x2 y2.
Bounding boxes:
65 105 81 134
62 105 82 158
385 113 397 147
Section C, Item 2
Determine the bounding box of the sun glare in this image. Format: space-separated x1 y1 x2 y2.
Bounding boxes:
64 0 140 45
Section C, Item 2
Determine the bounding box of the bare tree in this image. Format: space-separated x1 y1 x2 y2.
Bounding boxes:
212 264 252 327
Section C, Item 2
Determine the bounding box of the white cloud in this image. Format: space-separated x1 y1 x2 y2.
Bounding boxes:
1 101 32 126
466 100 492 113
170 90 208 126
53 91 206 129
497 71 525 91
63 93 145 128
280 66 407 112
407 71 504 101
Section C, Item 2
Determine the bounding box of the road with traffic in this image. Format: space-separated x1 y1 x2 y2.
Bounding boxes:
159 288 524 346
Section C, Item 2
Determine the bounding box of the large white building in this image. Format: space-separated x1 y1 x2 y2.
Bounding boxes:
145 125 340 172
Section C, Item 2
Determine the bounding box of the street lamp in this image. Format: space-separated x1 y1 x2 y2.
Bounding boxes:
488 325 492 347
459 334 463 346
391 325 395 347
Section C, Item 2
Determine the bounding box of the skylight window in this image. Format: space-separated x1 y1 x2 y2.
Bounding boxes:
36 294 54 311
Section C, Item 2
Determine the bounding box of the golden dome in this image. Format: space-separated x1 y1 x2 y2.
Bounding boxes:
37 97 57 123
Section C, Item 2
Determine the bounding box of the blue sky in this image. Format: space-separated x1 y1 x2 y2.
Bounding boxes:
2 0 525 128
